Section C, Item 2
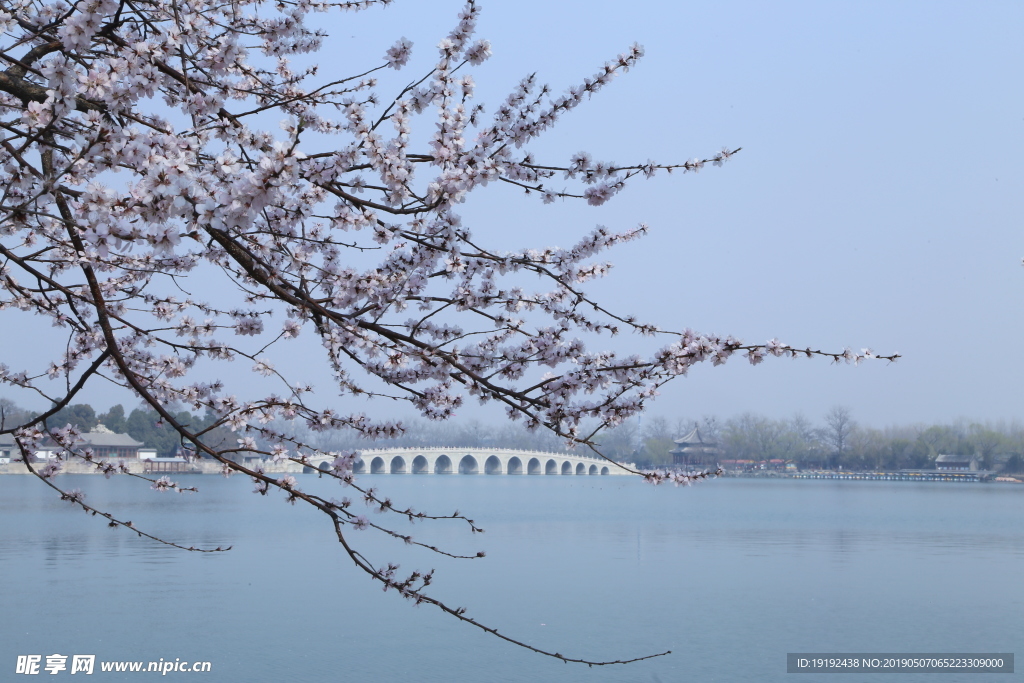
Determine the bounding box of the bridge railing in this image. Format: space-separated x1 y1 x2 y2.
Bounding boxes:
355 446 617 462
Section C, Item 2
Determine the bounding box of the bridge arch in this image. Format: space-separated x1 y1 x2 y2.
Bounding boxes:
459 455 479 475
350 448 631 477
318 461 331 473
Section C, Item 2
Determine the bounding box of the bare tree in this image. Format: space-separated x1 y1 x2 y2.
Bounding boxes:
639 414 674 466
822 406 856 468
722 413 794 462
0 397 30 429
790 414 816 445
0 0 895 665
968 423 1005 470
595 419 639 462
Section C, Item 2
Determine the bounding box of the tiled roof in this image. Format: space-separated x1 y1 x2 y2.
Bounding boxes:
81 431 144 447
673 427 715 446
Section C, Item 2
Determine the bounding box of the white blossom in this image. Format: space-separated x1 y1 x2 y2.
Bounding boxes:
385 37 413 69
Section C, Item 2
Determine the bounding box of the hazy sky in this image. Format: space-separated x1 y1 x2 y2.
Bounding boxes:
5 1 1023 429
402 0 1024 428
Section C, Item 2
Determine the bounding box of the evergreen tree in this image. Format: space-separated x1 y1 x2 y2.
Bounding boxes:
43 404 98 432
99 405 127 433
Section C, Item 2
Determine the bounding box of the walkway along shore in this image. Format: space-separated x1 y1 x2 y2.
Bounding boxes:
724 469 1022 483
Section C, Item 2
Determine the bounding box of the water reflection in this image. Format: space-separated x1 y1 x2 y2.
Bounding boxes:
1 475 1022 683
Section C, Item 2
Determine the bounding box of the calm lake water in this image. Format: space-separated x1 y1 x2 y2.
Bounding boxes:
1 474 1021 682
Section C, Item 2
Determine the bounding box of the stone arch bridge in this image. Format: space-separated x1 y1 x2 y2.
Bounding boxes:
307 447 635 476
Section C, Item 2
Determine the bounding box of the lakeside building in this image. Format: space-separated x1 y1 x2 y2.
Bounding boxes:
79 424 152 459
935 453 979 471
141 456 194 473
0 433 49 461
0 425 153 461
670 427 719 469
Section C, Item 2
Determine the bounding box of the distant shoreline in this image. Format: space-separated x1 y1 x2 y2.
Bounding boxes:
721 469 1022 484
2 459 1022 483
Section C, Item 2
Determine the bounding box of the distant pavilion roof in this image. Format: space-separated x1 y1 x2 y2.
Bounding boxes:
669 428 718 461
672 428 716 447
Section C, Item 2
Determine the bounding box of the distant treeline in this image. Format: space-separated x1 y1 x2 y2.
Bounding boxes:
3 397 1023 472
614 408 1024 473
266 406 1024 473
0 399 230 458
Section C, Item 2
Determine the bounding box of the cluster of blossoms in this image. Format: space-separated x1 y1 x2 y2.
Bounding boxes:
0 0 896 665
